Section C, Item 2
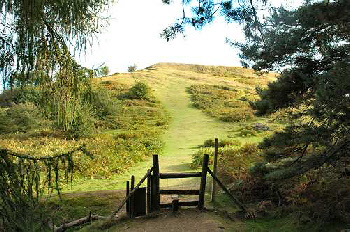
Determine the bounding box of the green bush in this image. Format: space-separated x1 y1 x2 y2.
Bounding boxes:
0 103 49 133
66 104 96 139
191 143 261 174
124 82 151 100
239 127 257 137
187 84 256 122
219 108 255 122
0 88 42 107
203 138 241 147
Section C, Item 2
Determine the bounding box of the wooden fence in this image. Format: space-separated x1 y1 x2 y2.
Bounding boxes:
113 153 246 219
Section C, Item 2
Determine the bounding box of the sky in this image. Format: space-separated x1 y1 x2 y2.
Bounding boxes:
80 0 246 74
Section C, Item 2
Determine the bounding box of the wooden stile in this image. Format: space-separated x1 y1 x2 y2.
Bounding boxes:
118 154 247 219
159 172 201 179
159 189 199 195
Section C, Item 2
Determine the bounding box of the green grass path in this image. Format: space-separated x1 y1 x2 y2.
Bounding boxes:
69 69 236 191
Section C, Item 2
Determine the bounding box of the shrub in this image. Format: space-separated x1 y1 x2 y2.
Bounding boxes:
124 82 151 100
66 104 96 139
203 138 241 147
0 103 49 133
128 64 137 72
0 88 42 107
219 108 255 122
89 88 121 129
187 84 256 122
238 126 257 137
191 141 259 170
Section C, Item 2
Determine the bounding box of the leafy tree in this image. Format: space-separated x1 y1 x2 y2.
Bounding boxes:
99 65 110 77
128 64 137 72
0 0 113 135
237 0 350 180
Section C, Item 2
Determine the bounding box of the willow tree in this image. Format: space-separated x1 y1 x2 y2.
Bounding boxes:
0 146 92 231
0 0 113 134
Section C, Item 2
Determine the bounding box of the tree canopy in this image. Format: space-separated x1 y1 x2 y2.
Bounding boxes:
0 0 111 89
246 1 350 180
162 0 350 180
0 0 115 135
160 0 267 41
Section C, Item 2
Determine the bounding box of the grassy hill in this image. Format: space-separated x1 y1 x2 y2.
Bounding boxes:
0 61 281 193
2 63 348 231
90 63 283 189
0 62 284 228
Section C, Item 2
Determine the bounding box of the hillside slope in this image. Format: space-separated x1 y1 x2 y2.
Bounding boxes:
94 62 278 189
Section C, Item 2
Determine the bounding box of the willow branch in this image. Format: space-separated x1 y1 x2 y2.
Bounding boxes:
0 145 92 161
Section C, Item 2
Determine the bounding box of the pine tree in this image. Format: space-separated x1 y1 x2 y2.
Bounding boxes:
162 0 350 180
238 1 350 180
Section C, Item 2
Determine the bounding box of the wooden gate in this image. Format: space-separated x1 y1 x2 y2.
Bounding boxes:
120 154 246 219
126 154 209 218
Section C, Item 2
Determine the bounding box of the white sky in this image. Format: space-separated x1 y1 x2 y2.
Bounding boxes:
80 0 246 74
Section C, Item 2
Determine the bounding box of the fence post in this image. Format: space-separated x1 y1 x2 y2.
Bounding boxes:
211 138 219 202
130 175 135 218
126 181 130 216
147 172 151 214
198 154 209 210
152 154 160 211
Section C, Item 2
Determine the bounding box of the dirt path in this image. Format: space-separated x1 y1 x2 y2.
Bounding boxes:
111 209 232 232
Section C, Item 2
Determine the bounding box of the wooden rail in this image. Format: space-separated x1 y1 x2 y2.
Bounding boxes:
211 138 219 202
160 200 199 208
151 155 160 212
159 172 201 179
159 189 200 195
119 150 247 219
207 167 247 212
130 175 135 218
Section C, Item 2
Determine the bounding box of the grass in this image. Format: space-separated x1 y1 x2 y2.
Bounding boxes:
44 191 124 226
1 63 288 230
187 84 256 122
207 193 349 232
23 63 349 231
57 62 280 190
0 80 169 190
